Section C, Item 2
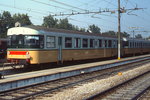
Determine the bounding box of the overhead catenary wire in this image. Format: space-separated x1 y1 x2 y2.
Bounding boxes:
124 0 129 9
31 0 78 12
128 0 137 8
48 0 87 11
0 3 49 15
69 18 116 32
0 0 148 37
102 0 118 8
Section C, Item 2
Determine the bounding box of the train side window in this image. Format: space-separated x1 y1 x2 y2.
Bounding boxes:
116 40 118 48
95 40 98 48
113 40 116 48
74 38 81 48
98 39 102 48
65 37 72 48
123 41 129 48
108 40 112 48
90 39 94 48
135 42 137 47
82 39 88 48
105 40 107 48
46 36 55 48
130 42 132 48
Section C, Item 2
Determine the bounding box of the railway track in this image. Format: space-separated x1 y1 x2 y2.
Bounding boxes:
0 55 150 76
0 62 66 76
86 71 150 100
0 58 149 100
138 88 150 100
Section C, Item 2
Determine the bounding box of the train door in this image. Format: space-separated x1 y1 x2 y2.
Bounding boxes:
58 37 62 63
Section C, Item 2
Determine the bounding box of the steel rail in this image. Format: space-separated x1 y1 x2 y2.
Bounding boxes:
0 58 150 100
131 85 150 100
85 71 150 100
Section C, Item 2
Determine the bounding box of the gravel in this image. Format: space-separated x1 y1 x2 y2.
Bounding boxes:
37 63 150 100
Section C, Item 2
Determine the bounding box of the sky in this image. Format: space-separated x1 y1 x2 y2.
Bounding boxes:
0 0 150 37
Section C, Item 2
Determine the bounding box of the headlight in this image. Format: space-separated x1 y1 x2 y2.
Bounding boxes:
8 51 10 55
26 51 29 55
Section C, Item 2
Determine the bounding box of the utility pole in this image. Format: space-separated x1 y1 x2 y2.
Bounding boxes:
133 30 135 56
118 0 121 60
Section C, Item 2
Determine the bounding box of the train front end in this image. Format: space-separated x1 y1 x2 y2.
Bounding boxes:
7 27 44 65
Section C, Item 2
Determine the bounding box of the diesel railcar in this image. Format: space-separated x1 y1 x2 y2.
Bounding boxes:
7 26 150 65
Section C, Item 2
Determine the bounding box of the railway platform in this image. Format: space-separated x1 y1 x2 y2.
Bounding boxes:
0 54 150 92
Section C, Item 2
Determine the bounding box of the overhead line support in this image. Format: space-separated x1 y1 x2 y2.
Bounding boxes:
118 0 121 60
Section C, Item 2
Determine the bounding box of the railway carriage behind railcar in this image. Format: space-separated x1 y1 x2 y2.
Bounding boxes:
0 38 7 59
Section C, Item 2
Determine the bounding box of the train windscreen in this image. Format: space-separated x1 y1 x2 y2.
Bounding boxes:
8 35 44 48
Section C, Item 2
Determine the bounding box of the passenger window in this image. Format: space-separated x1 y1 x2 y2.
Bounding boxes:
116 40 118 48
123 41 129 48
105 40 107 47
108 40 112 48
135 42 136 47
65 37 72 48
130 42 132 48
113 40 116 48
95 40 98 47
82 39 88 48
46 36 55 48
75 38 81 48
90 39 94 48
98 39 102 47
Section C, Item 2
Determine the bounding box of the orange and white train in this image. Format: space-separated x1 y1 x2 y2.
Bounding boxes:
7 26 150 65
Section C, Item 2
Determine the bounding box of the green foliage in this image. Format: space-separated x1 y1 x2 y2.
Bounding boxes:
0 11 32 38
42 15 87 32
102 31 130 38
13 14 32 25
0 33 7 38
135 34 143 39
88 24 101 33
121 32 130 38
57 18 72 30
0 11 13 38
42 15 58 28
79 28 86 32
146 36 150 40
102 31 116 36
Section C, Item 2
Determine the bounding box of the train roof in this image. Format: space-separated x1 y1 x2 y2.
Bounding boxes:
7 25 116 38
7 26 150 42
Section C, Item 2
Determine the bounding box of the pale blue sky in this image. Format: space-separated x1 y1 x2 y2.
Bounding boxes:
0 0 150 37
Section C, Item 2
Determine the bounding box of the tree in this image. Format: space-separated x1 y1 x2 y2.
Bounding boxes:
13 13 32 26
57 18 73 30
42 15 58 28
72 25 79 31
102 31 116 36
135 34 143 39
42 15 87 32
79 28 86 32
121 32 130 38
0 11 32 38
146 36 150 40
0 11 13 38
88 24 101 33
